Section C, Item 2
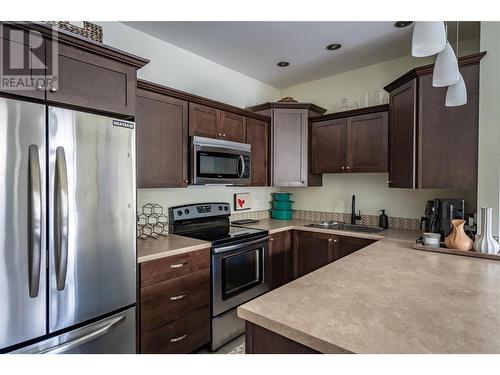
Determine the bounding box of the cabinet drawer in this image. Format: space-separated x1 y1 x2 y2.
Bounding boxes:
141 305 210 354
140 269 210 331
140 248 210 287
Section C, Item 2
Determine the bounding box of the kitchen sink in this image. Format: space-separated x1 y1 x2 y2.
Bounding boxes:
305 221 384 233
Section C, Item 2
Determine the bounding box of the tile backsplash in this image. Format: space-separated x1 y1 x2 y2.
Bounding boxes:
137 204 420 239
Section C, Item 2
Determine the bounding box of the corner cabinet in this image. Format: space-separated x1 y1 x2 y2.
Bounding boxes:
247 102 326 187
384 52 485 189
311 105 388 174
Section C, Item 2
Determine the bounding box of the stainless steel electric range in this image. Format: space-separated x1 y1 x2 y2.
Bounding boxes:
169 202 269 351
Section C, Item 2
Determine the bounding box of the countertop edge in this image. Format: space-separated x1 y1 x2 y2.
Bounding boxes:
137 242 211 263
237 305 353 354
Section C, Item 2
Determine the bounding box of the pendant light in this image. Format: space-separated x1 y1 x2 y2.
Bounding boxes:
432 23 459 87
446 22 467 106
412 21 447 57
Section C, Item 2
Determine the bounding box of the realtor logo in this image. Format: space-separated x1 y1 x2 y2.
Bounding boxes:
0 23 59 91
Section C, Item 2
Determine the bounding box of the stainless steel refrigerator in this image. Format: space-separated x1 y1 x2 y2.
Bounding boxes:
0 97 137 353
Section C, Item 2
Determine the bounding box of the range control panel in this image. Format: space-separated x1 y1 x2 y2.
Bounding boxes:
169 202 231 222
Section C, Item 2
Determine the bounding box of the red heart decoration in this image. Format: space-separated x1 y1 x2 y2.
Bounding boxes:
238 198 245 208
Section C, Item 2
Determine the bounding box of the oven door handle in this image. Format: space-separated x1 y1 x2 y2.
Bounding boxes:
213 236 269 254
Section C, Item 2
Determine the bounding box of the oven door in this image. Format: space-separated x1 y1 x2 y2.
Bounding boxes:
191 137 251 185
212 237 269 317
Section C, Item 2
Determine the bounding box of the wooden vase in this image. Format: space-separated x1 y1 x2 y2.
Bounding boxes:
445 219 473 251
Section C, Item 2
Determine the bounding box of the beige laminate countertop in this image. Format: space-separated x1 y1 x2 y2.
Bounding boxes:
137 234 210 263
237 222 500 353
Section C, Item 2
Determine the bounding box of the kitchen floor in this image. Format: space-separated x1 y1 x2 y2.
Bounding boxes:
196 335 245 354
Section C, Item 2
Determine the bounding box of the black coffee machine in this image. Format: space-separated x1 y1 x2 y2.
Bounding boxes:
421 199 465 237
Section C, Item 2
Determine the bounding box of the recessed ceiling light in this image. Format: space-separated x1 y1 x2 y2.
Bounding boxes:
277 61 290 67
395 21 413 28
326 43 342 51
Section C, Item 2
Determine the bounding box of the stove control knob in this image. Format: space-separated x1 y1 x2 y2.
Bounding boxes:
177 210 182 216
218 206 223 211
184 209 190 215
224 206 229 211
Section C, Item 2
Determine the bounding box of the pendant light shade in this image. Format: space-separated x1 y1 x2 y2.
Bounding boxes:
411 21 447 57
432 42 460 87
445 73 467 106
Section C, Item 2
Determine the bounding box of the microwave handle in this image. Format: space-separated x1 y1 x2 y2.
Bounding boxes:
237 155 245 178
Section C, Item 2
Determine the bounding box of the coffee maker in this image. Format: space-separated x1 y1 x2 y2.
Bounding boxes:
421 199 465 237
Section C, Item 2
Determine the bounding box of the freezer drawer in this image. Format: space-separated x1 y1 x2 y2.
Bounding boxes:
0 98 47 350
47 107 136 333
11 307 136 354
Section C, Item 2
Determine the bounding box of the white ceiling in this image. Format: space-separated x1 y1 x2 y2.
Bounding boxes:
124 21 479 89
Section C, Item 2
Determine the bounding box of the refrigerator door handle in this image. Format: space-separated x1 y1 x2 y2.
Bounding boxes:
28 145 42 298
39 315 126 354
54 146 69 291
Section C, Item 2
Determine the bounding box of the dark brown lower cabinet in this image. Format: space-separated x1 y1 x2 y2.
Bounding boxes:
139 248 211 353
293 231 335 279
292 231 375 279
268 231 293 289
245 322 320 354
334 236 375 261
141 306 210 354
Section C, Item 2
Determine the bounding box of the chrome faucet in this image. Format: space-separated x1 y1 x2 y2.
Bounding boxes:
351 195 362 225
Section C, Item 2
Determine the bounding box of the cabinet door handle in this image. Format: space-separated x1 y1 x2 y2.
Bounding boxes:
217 132 222 137
184 179 189 184
387 180 392 184
334 239 338 243
49 86 57 93
346 166 350 170
170 262 187 269
222 133 226 137
170 333 188 343
328 238 333 242
341 166 345 170
170 293 187 301
270 238 274 242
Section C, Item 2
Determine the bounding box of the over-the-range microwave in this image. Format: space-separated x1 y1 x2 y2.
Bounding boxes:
190 136 251 185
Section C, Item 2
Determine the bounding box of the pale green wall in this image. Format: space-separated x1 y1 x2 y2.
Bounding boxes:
280 39 480 219
478 22 500 236
99 22 484 219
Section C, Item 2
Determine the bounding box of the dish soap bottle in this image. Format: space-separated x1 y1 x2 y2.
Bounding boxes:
379 209 389 229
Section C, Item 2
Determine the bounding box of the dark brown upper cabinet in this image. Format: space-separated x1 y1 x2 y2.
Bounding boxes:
136 80 189 188
311 105 388 174
247 102 326 187
0 23 46 100
384 52 485 190
189 104 247 143
0 22 148 117
347 111 388 172
189 102 220 138
311 118 347 173
220 111 246 142
246 117 269 186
